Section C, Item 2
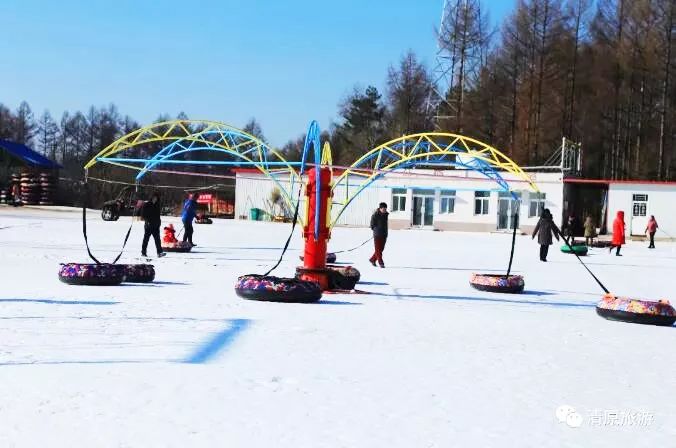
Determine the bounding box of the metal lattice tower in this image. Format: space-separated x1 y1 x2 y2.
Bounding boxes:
428 0 457 129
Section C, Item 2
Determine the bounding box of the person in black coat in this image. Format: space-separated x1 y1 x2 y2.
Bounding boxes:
369 202 389 268
532 208 560 262
141 192 165 258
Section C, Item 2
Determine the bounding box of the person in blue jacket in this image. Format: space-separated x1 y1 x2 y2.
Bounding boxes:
181 192 200 246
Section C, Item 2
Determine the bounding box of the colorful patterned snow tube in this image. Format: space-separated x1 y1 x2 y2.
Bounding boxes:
58 263 124 286
119 264 155 283
195 217 213 224
326 265 361 290
162 241 192 252
596 294 676 326
469 273 525 294
299 253 337 264
235 275 322 303
561 244 588 255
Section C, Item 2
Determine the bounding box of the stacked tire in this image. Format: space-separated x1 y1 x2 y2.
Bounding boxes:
20 171 40 205
39 172 56 205
0 188 7 204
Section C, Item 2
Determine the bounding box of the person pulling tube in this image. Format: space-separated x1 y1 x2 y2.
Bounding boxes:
608 211 625 256
181 192 200 247
645 215 658 249
141 192 166 258
369 202 389 268
532 208 560 262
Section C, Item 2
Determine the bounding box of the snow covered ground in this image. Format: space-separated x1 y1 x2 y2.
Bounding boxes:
0 205 675 448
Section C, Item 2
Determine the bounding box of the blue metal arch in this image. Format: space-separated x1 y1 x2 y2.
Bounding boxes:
135 129 279 181
301 121 322 239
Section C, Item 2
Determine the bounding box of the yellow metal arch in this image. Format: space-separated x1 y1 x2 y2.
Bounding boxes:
321 141 333 166
331 133 538 228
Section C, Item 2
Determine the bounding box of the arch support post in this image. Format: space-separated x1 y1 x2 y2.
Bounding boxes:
296 167 332 289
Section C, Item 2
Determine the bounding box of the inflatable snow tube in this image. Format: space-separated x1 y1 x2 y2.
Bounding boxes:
195 218 213 224
58 263 124 286
591 240 612 248
119 264 155 283
596 294 676 326
162 241 192 252
326 265 361 290
299 253 337 264
469 273 525 294
235 275 322 303
561 244 588 256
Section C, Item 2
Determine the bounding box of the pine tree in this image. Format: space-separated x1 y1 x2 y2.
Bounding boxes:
386 51 435 136
14 101 36 145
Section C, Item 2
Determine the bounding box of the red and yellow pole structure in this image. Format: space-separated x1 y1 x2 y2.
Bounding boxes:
297 166 332 289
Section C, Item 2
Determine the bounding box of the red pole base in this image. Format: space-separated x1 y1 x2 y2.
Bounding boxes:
296 267 331 290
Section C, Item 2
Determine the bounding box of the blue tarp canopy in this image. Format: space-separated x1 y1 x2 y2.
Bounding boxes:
0 139 62 169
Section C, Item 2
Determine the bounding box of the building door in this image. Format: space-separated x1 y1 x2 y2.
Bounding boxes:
412 189 435 227
497 192 521 230
412 197 423 226
630 194 649 235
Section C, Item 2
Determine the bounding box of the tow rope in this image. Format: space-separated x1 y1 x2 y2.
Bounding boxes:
332 237 373 255
82 181 134 265
506 212 518 277
263 186 302 276
556 227 610 294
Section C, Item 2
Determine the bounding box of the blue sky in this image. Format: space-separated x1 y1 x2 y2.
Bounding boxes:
0 0 514 147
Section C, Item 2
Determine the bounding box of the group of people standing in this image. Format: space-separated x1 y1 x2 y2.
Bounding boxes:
136 194 662 266
532 209 660 261
139 191 201 258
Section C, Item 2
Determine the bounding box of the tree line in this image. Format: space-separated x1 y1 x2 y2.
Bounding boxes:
1 0 674 190
323 0 675 180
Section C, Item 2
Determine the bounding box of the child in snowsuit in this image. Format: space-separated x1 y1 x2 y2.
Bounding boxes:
163 223 178 244
645 215 658 249
583 216 596 246
609 211 626 256
532 208 560 262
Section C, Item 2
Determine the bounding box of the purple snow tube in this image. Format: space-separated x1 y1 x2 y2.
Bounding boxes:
58 263 124 286
235 275 322 303
469 273 525 294
118 264 156 283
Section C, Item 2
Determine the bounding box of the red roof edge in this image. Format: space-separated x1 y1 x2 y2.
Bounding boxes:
564 178 676 186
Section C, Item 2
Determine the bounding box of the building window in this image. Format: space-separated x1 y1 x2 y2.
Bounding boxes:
632 194 648 217
474 191 490 215
392 188 407 212
440 190 456 214
529 192 546 217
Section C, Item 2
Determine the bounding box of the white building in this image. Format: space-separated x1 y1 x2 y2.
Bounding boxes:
565 178 676 239
234 168 564 234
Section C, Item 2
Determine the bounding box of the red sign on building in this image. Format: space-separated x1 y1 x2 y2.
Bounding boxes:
196 194 212 204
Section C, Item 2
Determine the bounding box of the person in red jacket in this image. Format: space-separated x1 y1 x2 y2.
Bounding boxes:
645 215 658 249
609 210 626 256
